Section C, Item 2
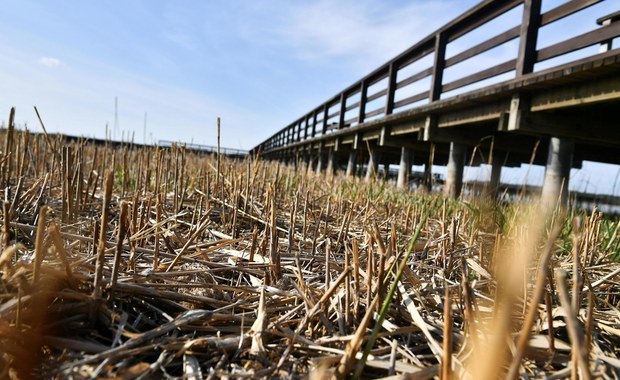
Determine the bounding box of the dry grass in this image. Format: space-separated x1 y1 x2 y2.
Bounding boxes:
0 110 619 379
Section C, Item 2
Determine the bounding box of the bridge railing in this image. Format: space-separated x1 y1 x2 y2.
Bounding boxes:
158 140 248 157
253 0 619 154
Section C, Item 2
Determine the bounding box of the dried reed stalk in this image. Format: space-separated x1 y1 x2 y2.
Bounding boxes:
0 119 619 379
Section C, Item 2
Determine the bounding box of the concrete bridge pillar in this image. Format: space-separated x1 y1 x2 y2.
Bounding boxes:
421 163 433 193
444 142 466 198
306 156 315 176
397 147 411 189
326 149 337 175
541 137 574 209
487 155 503 199
365 148 379 182
316 150 326 174
420 144 436 193
346 150 357 177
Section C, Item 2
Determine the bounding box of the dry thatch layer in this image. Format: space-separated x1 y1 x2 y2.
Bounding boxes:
0 114 619 379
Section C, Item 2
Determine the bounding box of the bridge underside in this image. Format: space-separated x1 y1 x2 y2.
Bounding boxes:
261 52 620 205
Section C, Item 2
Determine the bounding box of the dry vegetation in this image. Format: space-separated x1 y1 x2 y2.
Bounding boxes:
0 108 619 379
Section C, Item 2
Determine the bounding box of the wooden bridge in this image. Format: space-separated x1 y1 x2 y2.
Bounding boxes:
250 0 620 207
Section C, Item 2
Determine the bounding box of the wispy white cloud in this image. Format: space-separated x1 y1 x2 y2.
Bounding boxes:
272 1 465 69
38 56 62 67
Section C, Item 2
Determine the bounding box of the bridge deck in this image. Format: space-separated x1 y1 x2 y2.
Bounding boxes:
258 49 619 163
251 0 620 203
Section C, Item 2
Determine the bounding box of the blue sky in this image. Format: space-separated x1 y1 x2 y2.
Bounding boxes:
0 0 480 148
0 0 618 194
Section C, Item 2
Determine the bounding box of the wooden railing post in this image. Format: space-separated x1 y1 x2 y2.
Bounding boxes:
508 0 541 131
338 93 347 129
358 81 368 124
429 32 447 102
311 110 318 137
304 116 309 140
423 32 447 141
384 62 398 116
322 104 329 134
516 0 542 76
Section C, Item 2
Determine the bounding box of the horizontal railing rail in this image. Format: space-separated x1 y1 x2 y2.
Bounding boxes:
252 0 619 154
158 140 248 156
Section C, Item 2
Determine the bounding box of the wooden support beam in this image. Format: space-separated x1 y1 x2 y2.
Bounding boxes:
530 74 620 112
353 133 362 150
503 94 531 132
516 0 542 76
378 126 420 149
333 137 342 152
508 110 620 148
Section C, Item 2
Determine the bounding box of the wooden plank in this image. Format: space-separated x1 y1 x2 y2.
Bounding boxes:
395 67 433 89
342 135 354 145
345 101 360 112
364 107 384 119
537 22 620 63
366 88 388 103
441 59 516 93
328 110 340 120
394 91 429 110
444 0 522 42
344 116 358 126
516 0 542 76
542 0 602 26
445 26 520 68
362 130 381 141
397 49 434 72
